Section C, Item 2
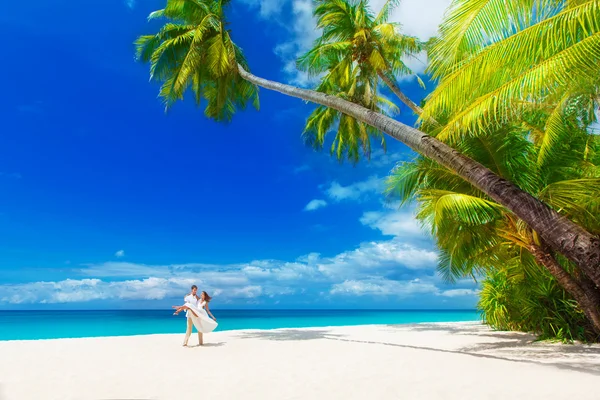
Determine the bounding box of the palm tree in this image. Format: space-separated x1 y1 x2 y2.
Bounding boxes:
303 64 397 163
422 0 600 146
134 0 600 283
134 0 259 120
297 0 425 115
386 124 600 337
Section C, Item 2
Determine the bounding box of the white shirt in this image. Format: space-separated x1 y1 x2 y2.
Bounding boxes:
184 294 200 318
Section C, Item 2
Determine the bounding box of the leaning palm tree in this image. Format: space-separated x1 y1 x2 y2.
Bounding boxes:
297 0 425 115
134 0 600 282
386 123 600 337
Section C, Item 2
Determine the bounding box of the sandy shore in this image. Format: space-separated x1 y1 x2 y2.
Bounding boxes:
1 322 599 400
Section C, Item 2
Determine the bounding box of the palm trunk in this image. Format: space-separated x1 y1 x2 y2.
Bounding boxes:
529 244 600 337
579 276 600 304
376 70 423 115
237 64 600 287
573 269 600 308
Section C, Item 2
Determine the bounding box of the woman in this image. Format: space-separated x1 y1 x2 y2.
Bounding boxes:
173 291 218 346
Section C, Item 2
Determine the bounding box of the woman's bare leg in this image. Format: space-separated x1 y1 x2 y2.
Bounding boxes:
172 305 187 315
173 305 199 316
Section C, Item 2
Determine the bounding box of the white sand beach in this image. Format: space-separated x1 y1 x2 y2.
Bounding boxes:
1 322 599 400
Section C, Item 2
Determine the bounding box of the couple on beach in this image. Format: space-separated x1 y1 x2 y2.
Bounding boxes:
172 285 218 347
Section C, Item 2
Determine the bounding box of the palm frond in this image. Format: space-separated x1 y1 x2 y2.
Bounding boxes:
135 0 258 120
423 1 600 141
374 0 401 25
540 178 600 230
419 189 504 227
428 0 558 79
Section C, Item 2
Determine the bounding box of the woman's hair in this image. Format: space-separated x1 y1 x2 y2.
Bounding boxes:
201 291 212 302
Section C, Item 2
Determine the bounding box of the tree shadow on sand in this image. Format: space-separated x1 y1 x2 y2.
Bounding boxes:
386 322 537 343
234 326 600 376
236 329 345 341
389 323 600 359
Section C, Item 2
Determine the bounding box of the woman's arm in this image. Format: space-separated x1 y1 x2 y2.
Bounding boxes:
205 304 217 321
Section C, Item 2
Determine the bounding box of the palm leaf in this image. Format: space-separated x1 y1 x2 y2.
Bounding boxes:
423 1 600 141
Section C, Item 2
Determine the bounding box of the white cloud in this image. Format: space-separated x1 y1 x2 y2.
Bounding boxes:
325 176 383 202
372 0 452 41
221 285 264 299
367 150 411 168
318 240 438 279
240 0 321 86
1 278 209 305
304 199 328 211
239 0 285 18
80 261 192 278
360 208 426 238
0 236 441 305
370 0 451 79
115 250 125 258
275 0 322 87
439 289 481 298
330 278 438 297
125 0 135 9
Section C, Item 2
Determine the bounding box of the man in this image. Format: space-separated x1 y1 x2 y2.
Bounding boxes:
182 285 203 347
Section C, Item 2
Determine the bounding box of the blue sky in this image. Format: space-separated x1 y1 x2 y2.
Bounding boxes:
0 0 478 309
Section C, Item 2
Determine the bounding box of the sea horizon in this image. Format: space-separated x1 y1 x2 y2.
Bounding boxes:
0 309 480 341
0 307 478 311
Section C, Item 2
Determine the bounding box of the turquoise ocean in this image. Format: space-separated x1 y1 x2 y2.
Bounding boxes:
0 309 479 341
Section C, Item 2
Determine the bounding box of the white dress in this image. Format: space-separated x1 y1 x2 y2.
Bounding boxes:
184 299 218 333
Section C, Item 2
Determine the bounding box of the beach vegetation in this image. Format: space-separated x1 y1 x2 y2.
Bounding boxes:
387 0 600 341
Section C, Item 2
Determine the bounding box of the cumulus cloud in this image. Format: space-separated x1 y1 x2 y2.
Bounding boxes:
439 289 481 298
330 278 438 297
367 150 412 169
324 176 384 202
304 199 328 211
0 236 443 305
239 0 286 18
241 0 321 86
0 230 482 306
376 0 452 78
318 240 438 280
115 250 125 258
369 0 452 41
2 278 200 305
360 208 426 238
